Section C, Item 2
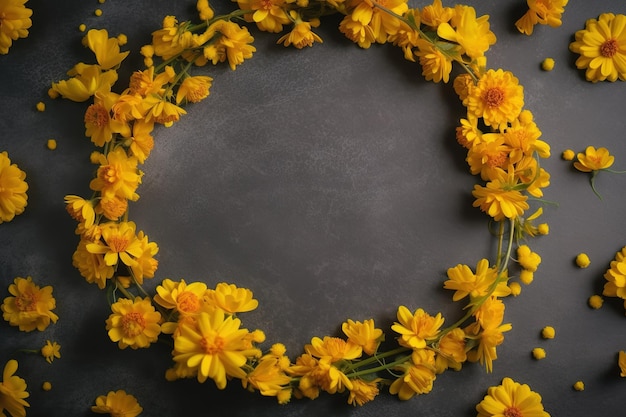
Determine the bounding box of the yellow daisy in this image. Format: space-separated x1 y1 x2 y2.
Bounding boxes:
91 390 143 417
0 151 28 224
467 69 524 130
476 377 550 417
106 297 162 349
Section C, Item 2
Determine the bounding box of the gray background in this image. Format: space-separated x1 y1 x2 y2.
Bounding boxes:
1 0 626 415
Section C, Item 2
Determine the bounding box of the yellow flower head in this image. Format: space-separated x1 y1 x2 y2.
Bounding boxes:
41 340 61 364
341 318 383 356
516 0 569 35
0 151 28 223
517 244 541 272
347 378 380 406
204 282 258 314
150 16 195 60
72 238 114 289
472 169 529 221
175 75 213 104
391 306 444 350
420 0 454 29
64 195 96 228
414 38 456 83
0 360 30 417
0 0 32 54
89 147 142 201
106 297 162 349
242 355 292 403
574 146 615 172
277 17 323 49
154 278 209 316
91 390 143 417
437 5 496 59
143 94 187 127
305 336 362 362
1 276 58 332
97 195 128 221
237 0 290 33
338 16 376 49
84 91 131 147
83 28 130 70
51 63 118 102
86 221 144 268
389 349 437 400
465 134 511 181
619 351 626 377
603 247 626 301
444 258 510 302
467 69 524 130
476 377 549 417
127 120 155 164
172 310 261 388
203 20 256 70
570 13 626 82
435 327 467 372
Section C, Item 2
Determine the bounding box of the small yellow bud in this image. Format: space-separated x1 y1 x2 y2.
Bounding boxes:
573 380 585 391
46 139 57 150
78 23 87 32
588 294 604 309
541 58 555 71
532 347 546 360
48 88 59 99
94 8 103 16
562 149 575 161
42 381 52 391
117 33 128 46
576 253 591 268
36 101 45 112
509 282 522 296
98 0 106 3
537 223 549 235
520 269 534 285
541 326 555 339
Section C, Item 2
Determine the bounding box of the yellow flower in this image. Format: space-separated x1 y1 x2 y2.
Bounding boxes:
476 377 550 417
0 360 29 417
573 380 584 391
346 0 409 45
64 195 96 228
154 278 209 316
237 0 290 33
338 17 375 49
97 195 128 221
444 258 510 302
466 297 512 372
1 276 58 332
503 110 549 163
128 66 174 97
150 16 195 60
603 247 626 301
420 0 454 28
172 310 261 388
437 5 496 59
72 238 114 289
203 20 256 70
588 294 603 309
106 297 162 349
347 378 380 406
84 91 130 147
341 318 383 356
414 38 456 83
541 325 555 339
86 221 144 268
573 146 614 172
435 327 467 372
127 119 155 164
472 171 529 221
277 17 323 49
197 0 214 21
89 147 142 201
142 94 187 127
288 354 352 397
91 390 143 417
569 13 626 82
83 29 130 70
389 349 437 400
391 306 444 349
467 69 525 130
129 231 159 284
0 0 32 54
619 351 626 377
305 336 362 362
517 245 541 272
388 9 421 62
515 0 568 35
51 63 118 102
0 151 28 223
175 75 213 104
41 340 61 364
204 282 258 314
242 348 292 403
465 134 511 181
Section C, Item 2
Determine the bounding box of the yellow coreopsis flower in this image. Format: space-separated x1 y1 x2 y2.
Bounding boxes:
142 94 187 127
237 0 290 33
72 238 114 288
305 336 362 362
91 390 143 417
84 91 131 146
1 276 58 332
89 147 142 201
341 318 383 356
126 119 155 164
203 20 256 70
504 110 549 163
150 16 195 60
444 258 510 302
420 0 454 29
0 151 28 224
467 69 524 130
0 359 29 417
573 146 614 172
476 377 550 417
83 29 130 70
204 282 259 314
466 297 512 372
465 134 511 181
277 15 323 49
172 310 262 388
391 306 444 350
86 221 144 268
106 297 162 349
570 13 626 82
414 38 456 83
437 5 496 59
64 195 96 229
40 340 61 364
154 278 209 316
51 63 118 102
241 350 292 403
472 168 529 221
515 0 568 36
0 0 32 54
338 17 376 49
435 327 467 372
602 246 626 301
347 378 380 406
389 349 437 400
175 75 213 104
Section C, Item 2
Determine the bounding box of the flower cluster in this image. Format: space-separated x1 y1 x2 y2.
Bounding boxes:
0 151 28 224
0 0 32 55
515 0 568 36
602 246 626 312
570 13 626 82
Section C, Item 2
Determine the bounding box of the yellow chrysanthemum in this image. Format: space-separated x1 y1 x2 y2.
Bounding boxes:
242 346 292 403
347 378 380 406
603 246 626 301
150 16 195 60
465 134 511 181
72 238 114 289
444 258 510 302
64 195 96 229
476 377 550 417
391 306 444 350
1 276 58 332
0 0 32 54
204 282 258 314
175 75 213 104
154 278 209 316
127 119 155 164
288 354 352 397
91 390 143 417
86 221 144 268
466 297 512 372
51 63 118 102
573 146 614 172
435 327 467 372
389 349 437 400
277 17 323 49
341 318 383 356
338 17 375 49
414 38 456 83
0 151 28 223
41 340 61 364
0 360 29 417
420 0 454 28
237 0 290 33
106 297 162 349
503 110 549 163
437 5 496 59
467 69 524 130
83 28 130 70
84 91 130 146
89 147 143 201
569 13 626 82
515 0 569 36
305 336 362 362
172 310 261 388
619 351 626 377
203 20 256 70
472 173 529 221
346 0 409 45
128 231 159 284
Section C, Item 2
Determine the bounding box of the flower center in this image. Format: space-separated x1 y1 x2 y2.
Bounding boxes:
177 291 201 314
121 312 146 337
99 165 119 184
600 39 618 57
108 235 130 253
487 151 507 168
484 87 505 108
84 103 110 127
504 406 523 417
15 291 38 311
260 0 273 10
200 334 225 355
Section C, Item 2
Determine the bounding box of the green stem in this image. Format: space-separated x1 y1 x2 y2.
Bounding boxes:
346 354 413 379
343 346 410 372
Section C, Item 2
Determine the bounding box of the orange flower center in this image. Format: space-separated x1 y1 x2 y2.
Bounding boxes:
484 87 505 108
260 0 273 10
15 291 39 311
98 165 119 184
504 406 523 417
108 235 130 253
177 291 201 314
84 103 110 127
200 334 225 355
487 151 508 168
121 312 146 337
600 39 618 58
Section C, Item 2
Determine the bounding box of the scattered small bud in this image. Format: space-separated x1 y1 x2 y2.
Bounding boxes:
509 282 522 296
537 223 549 235
520 270 534 285
42 381 52 391
36 101 45 112
541 326 555 339
46 139 57 150
541 57 555 71
532 347 546 360
95 8 103 16
98 0 106 3
78 23 86 32
573 380 585 391
588 294 603 309
117 33 128 46
576 253 591 268
562 149 575 161
48 88 59 99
